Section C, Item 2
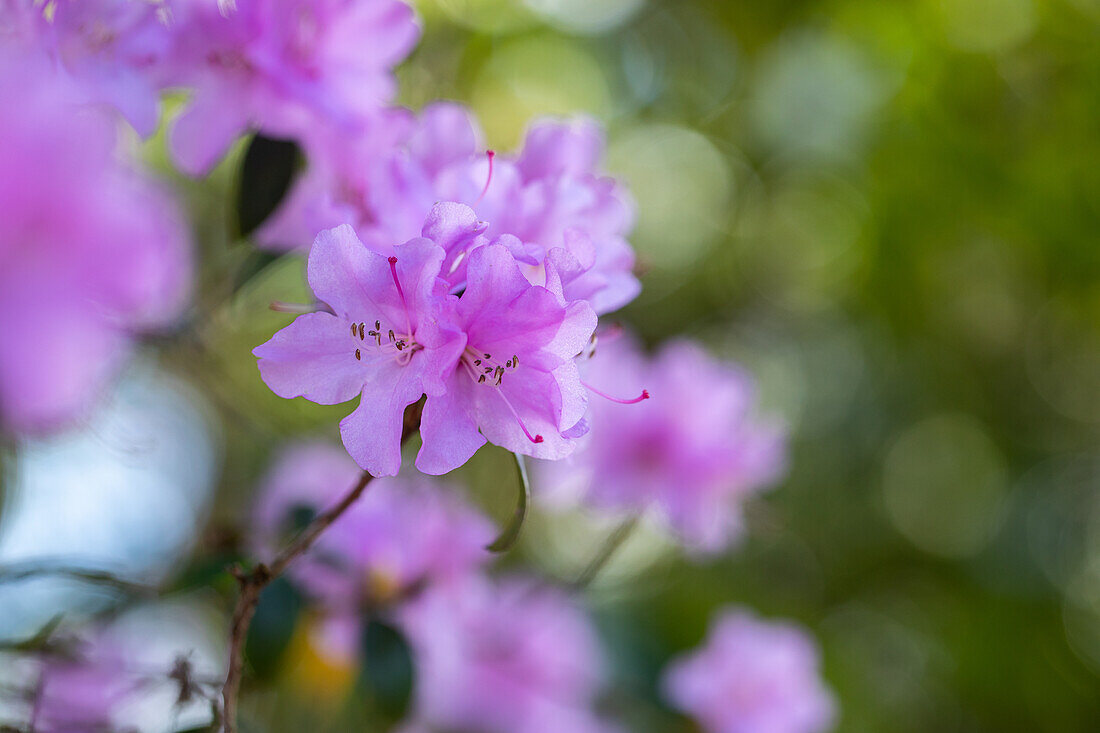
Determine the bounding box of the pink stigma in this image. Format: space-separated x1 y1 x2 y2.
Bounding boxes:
388 256 413 336
533 434 544 443
476 150 495 204
583 381 650 405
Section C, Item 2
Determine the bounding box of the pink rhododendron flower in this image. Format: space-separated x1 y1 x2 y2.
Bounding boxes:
166 0 419 175
253 441 494 610
662 608 836 733
540 332 786 553
0 55 191 434
253 203 596 476
259 103 639 315
33 611 222 732
36 638 132 733
398 575 622 733
2 0 175 136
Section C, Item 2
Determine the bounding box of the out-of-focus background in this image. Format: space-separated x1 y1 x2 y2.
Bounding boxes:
3 0 1100 731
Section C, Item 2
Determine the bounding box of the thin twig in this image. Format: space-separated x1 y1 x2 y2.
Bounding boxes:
219 400 423 733
571 515 640 591
0 562 155 597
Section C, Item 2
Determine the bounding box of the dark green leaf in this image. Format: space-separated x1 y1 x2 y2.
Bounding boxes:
245 576 304 681
235 134 301 238
358 617 415 720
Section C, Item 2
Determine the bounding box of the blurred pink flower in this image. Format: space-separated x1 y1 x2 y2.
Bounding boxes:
36 641 133 732
253 204 596 476
252 441 495 610
0 0 174 136
259 103 639 315
540 333 786 553
166 0 419 175
398 575 622 733
662 608 836 733
0 55 192 434
33 613 220 732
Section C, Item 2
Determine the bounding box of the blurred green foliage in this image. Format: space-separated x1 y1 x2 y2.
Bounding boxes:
168 0 1100 731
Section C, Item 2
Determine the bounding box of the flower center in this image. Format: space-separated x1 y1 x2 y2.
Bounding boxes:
460 347 518 387
459 347 543 444
349 318 419 366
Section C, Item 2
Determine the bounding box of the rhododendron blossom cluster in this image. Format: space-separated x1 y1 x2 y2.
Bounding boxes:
663 609 836 733
254 203 599 476
0 54 190 433
254 442 495 611
261 103 640 315
540 333 787 552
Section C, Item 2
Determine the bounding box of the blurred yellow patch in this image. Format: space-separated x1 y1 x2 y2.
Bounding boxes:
282 613 357 701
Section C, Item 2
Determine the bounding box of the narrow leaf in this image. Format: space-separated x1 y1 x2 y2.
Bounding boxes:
486 453 530 553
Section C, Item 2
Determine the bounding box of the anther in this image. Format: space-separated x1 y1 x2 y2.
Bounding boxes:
483 353 491 359
358 323 365 340
478 374 486 384
375 320 381 331
388 330 396 343
355 349 361 361
474 359 482 366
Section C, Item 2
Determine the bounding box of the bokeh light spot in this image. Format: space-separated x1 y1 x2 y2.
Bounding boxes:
883 414 1008 557
606 123 732 271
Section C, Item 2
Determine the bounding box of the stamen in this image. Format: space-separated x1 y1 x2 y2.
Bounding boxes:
271 300 321 314
583 381 650 405
388 256 413 337
476 150 495 204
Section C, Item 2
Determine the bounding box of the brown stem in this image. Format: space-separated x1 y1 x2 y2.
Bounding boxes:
220 400 423 732
571 515 640 591
0 562 155 597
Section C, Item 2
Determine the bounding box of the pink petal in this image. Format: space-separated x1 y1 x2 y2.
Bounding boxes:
253 312 363 405
339 361 425 477
408 103 481 175
417 377 487 475
307 224 399 321
517 118 603 180
169 86 251 177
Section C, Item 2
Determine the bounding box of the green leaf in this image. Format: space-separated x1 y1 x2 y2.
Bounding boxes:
358 617 415 720
235 134 301 238
486 453 530 553
245 576 304 681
